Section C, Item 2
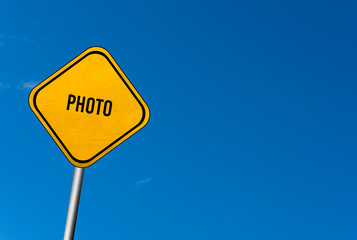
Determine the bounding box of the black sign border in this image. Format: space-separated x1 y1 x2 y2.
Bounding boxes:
31 49 147 164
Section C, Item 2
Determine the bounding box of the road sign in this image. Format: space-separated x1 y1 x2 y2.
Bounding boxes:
29 47 150 168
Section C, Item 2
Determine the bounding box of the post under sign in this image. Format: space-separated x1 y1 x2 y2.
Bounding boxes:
29 47 150 168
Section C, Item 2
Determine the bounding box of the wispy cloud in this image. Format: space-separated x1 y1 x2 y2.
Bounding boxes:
132 178 152 187
0 34 4 47
0 33 39 47
19 81 38 90
0 82 11 90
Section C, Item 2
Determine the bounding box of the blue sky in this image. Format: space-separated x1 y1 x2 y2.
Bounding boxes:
0 0 356 239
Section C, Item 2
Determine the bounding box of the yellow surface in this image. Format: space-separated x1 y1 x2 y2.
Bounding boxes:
29 47 150 167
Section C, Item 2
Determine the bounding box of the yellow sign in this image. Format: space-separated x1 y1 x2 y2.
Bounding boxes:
29 47 150 168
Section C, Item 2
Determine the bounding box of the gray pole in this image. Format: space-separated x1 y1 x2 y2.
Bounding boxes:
63 167 85 240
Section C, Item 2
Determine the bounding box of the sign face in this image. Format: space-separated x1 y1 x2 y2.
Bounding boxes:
29 47 150 168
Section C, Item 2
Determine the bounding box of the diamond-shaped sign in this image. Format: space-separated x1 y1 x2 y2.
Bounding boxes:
29 47 150 168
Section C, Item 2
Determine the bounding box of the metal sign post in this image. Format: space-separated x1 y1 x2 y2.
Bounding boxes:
63 167 84 240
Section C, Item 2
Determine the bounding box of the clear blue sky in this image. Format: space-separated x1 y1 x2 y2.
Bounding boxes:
0 0 356 239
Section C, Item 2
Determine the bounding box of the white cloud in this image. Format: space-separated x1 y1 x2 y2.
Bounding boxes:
19 81 38 90
133 178 152 187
